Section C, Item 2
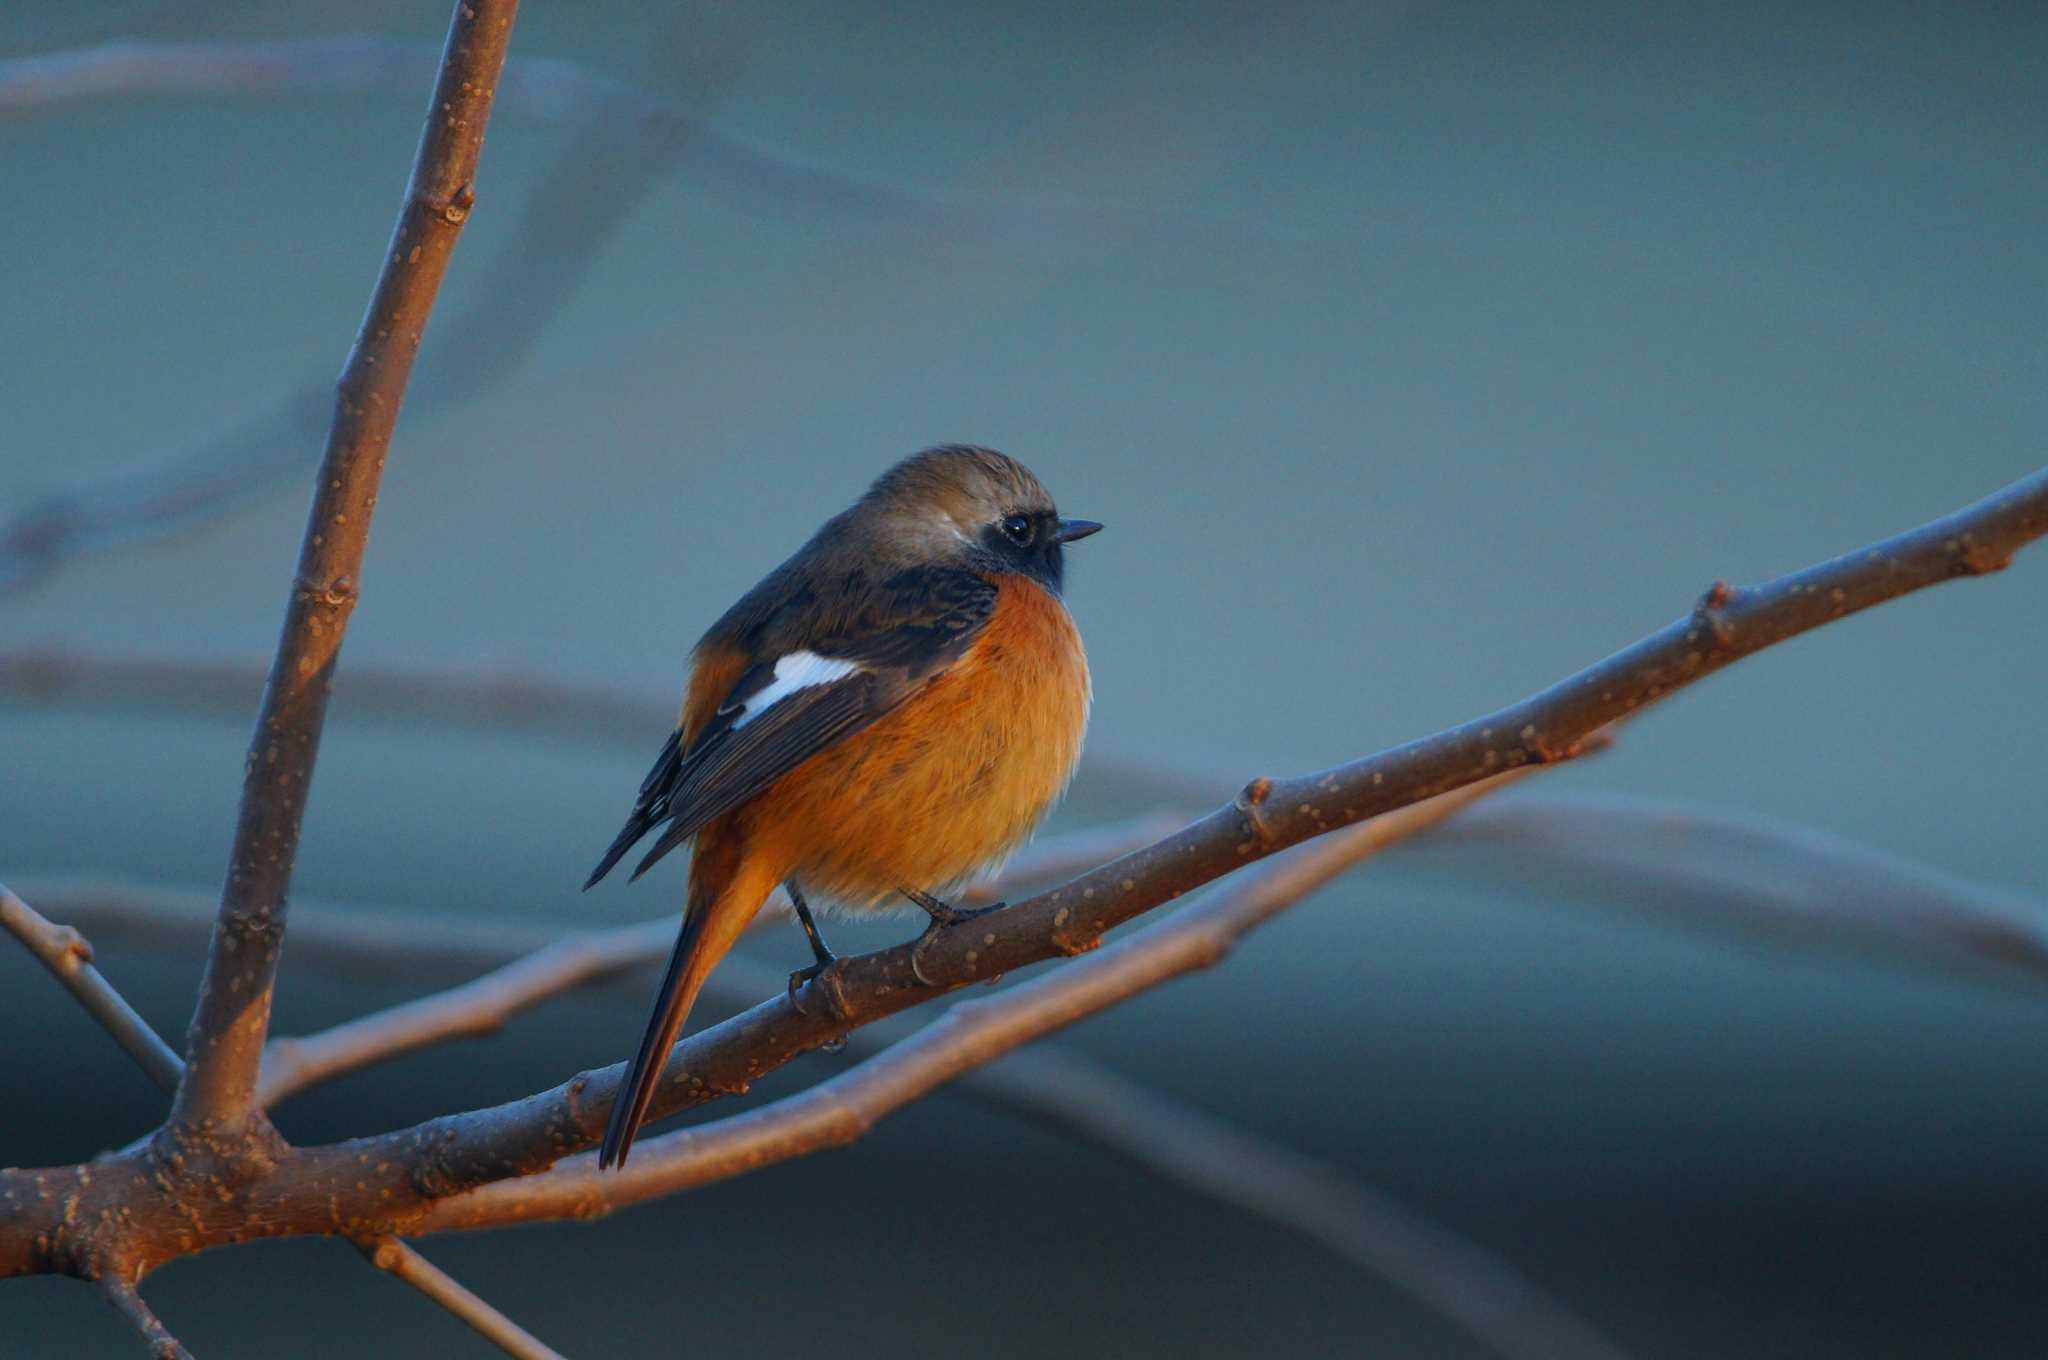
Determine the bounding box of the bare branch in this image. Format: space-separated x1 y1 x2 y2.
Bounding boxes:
97 1275 193 1360
256 918 671 1109
0 37 677 599
0 39 1287 256
0 649 666 737
0 647 1210 805
0 38 1293 598
420 775 1517 1226
168 0 521 1136
355 1237 567 1360
2 885 550 1358
0 884 181 1094
972 1049 1635 1360
701 966 1640 1360
1440 794 2048 982
254 814 1184 1107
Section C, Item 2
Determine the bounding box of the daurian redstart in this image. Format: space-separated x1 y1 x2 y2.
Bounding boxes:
584 446 1100 1168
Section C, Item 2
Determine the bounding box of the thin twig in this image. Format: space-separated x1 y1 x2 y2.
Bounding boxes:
0 884 182 1094
0 649 668 735
695 974 1642 1360
355 1236 567 1360
253 813 1184 1107
168 0 521 1135
971 1049 1634 1360
257 918 671 1109
97 1275 194 1360
0 38 1293 598
0 39 1285 257
0 647 1213 806
1 889 546 1359
419 775 1506 1218
1439 794 2048 981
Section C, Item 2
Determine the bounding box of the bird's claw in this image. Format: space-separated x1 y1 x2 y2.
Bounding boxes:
787 952 837 1013
908 900 1004 985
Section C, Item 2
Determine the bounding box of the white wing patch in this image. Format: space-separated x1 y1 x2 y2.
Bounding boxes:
731 651 862 728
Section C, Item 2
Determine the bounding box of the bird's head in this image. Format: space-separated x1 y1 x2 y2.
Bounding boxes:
859 445 1101 593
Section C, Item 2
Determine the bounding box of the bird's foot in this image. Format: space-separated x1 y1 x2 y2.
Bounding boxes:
788 951 856 1026
787 950 839 1003
905 892 1004 986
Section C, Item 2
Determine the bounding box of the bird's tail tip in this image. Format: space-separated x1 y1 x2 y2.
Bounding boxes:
597 1092 634 1171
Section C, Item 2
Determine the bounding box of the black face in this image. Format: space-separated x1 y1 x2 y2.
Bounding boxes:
980 508 1067 593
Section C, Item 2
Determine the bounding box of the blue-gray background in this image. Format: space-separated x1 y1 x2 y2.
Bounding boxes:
3 1 2044 1355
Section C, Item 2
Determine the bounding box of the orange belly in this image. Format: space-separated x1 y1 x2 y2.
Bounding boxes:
740 576 1089 908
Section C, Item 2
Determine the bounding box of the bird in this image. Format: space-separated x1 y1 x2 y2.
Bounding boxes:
583 445 1101 1169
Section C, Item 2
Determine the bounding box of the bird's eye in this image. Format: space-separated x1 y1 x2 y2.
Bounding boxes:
1001 514 1034 545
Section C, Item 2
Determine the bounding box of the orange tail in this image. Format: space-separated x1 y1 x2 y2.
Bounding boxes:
599 864 769 1170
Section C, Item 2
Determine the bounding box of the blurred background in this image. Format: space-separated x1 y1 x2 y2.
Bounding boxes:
3 1 2045 1355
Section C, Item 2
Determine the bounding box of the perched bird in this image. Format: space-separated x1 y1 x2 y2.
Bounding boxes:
584 446 1101 1169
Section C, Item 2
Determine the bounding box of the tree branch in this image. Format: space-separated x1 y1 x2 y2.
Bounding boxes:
254 813 1183 1107
973 1049 1634 1360
415 774 1525 1231
167 0 521 1136
2 886 552 1356
0 37 1291 598
355 1236 567 1360
0 884 182 1094
1439 794 2048 982
97 1275 193 1360
0 647 1211 806
701 968 1640 1360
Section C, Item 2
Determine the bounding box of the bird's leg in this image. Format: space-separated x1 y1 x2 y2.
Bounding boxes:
902 887 1004 986
786 882 838 999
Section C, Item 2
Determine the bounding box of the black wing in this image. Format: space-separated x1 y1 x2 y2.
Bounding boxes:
583 726 686 889
584 567 998 888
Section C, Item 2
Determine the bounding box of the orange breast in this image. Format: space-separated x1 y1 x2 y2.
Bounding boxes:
743 576 1090 907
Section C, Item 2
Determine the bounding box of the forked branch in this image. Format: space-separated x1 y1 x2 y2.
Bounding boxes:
0 890 562 1360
